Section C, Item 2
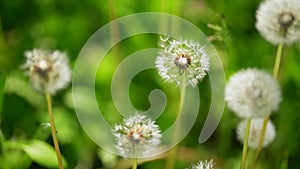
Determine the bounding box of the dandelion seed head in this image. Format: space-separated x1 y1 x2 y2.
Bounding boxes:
155 36 210 87
186 159 215 169
112 114 161 157
256 0 300 45
225 68 282 118
237 118 276 149
23 49 71 95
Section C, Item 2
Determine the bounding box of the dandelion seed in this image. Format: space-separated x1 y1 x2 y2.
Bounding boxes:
112 114 161 157
225 68 281 118
23 49 71 95
186 159 215 169
237 118 276 149
155 36 210 87
256 0 300 45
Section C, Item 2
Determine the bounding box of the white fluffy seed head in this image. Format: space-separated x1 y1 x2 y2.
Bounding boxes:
112 114 162 157
186 159 215 169
225 68 282 118
256 0 300 45
23 49 72 95
155 36 210 87
237 118 276 149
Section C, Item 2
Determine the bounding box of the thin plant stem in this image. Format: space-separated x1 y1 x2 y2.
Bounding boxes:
0 130 9 169
132 158 138 169
249 114 269 169
132 143 138 169
249 43 284 169
165 75 186 169
281 151 288 169
240 118 252 169
273 43 284 78
109 0 121 63
45 91 64 169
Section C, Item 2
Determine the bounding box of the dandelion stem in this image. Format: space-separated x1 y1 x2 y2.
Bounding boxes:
281 151 289 169
240 118 251 169
165 75 186 169
45 91 64 169
132 158 138 169
273 43 284 78
249 43 284 169
132 143 138 169
249 114 269 169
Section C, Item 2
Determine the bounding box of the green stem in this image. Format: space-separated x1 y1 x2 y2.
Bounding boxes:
132 158 138 169
0 130 9 169
240 119 251 169
249 43 284 169
132 143 138 169
165 75 186 169
109 0 121 63
249 114 269 169
281 151 288 169
45 91 64 169
273 43 284 78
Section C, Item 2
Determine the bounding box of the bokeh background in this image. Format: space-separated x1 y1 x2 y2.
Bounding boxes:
1 0 300 168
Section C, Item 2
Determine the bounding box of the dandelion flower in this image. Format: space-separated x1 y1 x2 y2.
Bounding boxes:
237 118 276 149
186 159 215 169
23 49 71 95
225 68 281 118
155 36 210 87
256 0 300 45
112 114 162 157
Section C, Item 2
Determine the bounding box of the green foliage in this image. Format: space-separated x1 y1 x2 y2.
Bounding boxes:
0 73 6 114
1 0 300 169
19 140 68 168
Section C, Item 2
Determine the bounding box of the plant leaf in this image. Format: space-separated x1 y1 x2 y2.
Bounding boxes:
20 140 68 168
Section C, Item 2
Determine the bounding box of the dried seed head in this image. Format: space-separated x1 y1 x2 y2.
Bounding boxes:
155 36 210 87
237 118 276 149
112 114 161 157
256 0 300 45
23 49 71 95
225 68 282 118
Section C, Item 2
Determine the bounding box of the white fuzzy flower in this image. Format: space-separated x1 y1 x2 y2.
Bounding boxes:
23 49 71 95
256 0 300 45
112 114 161 157
155 36 210 87
225 68 281 118
186 160 215 169
237 118 276 149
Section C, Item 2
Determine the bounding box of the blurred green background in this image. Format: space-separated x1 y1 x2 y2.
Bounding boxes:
1 0 300 168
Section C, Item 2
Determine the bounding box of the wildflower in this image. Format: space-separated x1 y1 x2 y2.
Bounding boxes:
186 159 215 169
112 114 161 157
237 118 276 149
256 0 300 45
225 68 281 118
23 49 71 95
155 36 210 87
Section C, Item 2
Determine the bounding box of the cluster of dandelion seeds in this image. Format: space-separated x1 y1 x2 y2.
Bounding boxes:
23 49 72 95
155 36 210 87
112 114 162 157
256 0 300 45
186 159 215 169
225 68 282 118
237 118 276 149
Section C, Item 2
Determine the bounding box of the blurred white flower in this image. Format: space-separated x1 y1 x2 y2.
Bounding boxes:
23 49 71 95
186 159 215 169
256 0 300 45
155 36 210 87
225 68 281 118
112 114 161 157
237 118 276 149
